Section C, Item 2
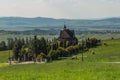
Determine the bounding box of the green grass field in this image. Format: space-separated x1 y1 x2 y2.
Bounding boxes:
0 39 120 80
78 39 120 62
0 50 11 63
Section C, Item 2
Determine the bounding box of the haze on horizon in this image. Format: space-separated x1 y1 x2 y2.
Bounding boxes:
0 0 120 19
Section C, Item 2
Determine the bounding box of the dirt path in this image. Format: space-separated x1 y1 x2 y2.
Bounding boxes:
1 61 46 65
1 61 120 66
103 62 120 64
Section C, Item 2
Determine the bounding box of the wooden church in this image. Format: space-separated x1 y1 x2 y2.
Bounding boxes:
58 25 78 45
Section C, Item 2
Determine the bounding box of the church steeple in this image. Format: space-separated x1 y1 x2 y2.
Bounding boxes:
64 24 67 30
58 24 78 46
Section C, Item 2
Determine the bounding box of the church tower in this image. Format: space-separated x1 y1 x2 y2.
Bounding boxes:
58 25 78 45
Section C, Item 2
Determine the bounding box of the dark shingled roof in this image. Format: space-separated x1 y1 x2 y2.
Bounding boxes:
64 29 74 38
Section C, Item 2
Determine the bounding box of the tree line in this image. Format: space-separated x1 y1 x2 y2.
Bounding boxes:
6 36 101 62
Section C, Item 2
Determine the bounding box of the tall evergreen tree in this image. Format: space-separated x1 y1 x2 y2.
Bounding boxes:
19 45 26 61
40 37 47 55
26 37 29 46
13 40 22 60
21 38 25 46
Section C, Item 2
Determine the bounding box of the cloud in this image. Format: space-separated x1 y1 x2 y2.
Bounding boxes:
0 0 120 19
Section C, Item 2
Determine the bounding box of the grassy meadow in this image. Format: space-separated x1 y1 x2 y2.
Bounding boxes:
0 39 120 80
0 50 11 63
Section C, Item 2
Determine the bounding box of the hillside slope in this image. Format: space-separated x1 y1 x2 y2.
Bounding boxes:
0 39 120 80
0 17 120 31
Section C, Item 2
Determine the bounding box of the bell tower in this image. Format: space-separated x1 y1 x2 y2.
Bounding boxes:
63 24 67 30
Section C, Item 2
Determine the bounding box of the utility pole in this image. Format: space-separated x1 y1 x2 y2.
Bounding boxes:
9 48 11 65
81 40 84 62
8 38 11 65
34 53 36 64
34 35 37 64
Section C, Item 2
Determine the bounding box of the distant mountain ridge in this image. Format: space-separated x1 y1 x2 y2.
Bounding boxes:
0 17 120 31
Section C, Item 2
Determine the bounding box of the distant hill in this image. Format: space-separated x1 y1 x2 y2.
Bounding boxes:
0 17 120 31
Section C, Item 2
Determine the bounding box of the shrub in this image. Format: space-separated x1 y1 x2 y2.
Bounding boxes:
36 52 46 62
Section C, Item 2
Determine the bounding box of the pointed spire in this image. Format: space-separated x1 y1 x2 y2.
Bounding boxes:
64 24 67 30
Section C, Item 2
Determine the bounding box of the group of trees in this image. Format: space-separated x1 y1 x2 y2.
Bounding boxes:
0 37 29 51
47 38 101 61
10 35 101 62
0 41 7 50
8 37 31 61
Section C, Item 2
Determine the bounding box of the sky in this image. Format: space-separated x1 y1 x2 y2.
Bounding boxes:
0 0 120 19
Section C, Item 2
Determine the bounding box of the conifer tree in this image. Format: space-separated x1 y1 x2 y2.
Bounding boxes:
40 37 47 54
13 40 22 60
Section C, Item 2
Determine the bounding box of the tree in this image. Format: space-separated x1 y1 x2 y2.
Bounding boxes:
7 38 11 49
8 38 14 49
78 42 82 50
25 37 29 47
51 42 58 50
48 50 55 60
58 47 68 57
28 35 38 61
19 46 26 61
13 40 22 60
57 41 61 48
0 41 7 50
40 37 47 55
66 41 70 48
21 38 25 45
37 52 46 62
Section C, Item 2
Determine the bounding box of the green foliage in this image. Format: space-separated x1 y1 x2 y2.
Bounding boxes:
48 50 58 60
19 46 26 56
39 37 47 54
36 52 46 62
85 38 101 48
57 47 68 57
47 38 100 60
0 34 101 62
0 41 7 50
13 40 22 60
66 41 70 48
28 36 38 57
28 36 48 57
0 39 116 63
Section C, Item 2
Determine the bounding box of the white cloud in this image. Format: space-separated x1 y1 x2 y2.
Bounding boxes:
0 0 120 19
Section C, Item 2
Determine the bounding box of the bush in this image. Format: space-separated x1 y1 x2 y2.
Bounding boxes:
36 52 46 62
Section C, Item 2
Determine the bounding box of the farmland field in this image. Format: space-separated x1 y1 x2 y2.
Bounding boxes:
0 39 120 80
0 33 120 42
